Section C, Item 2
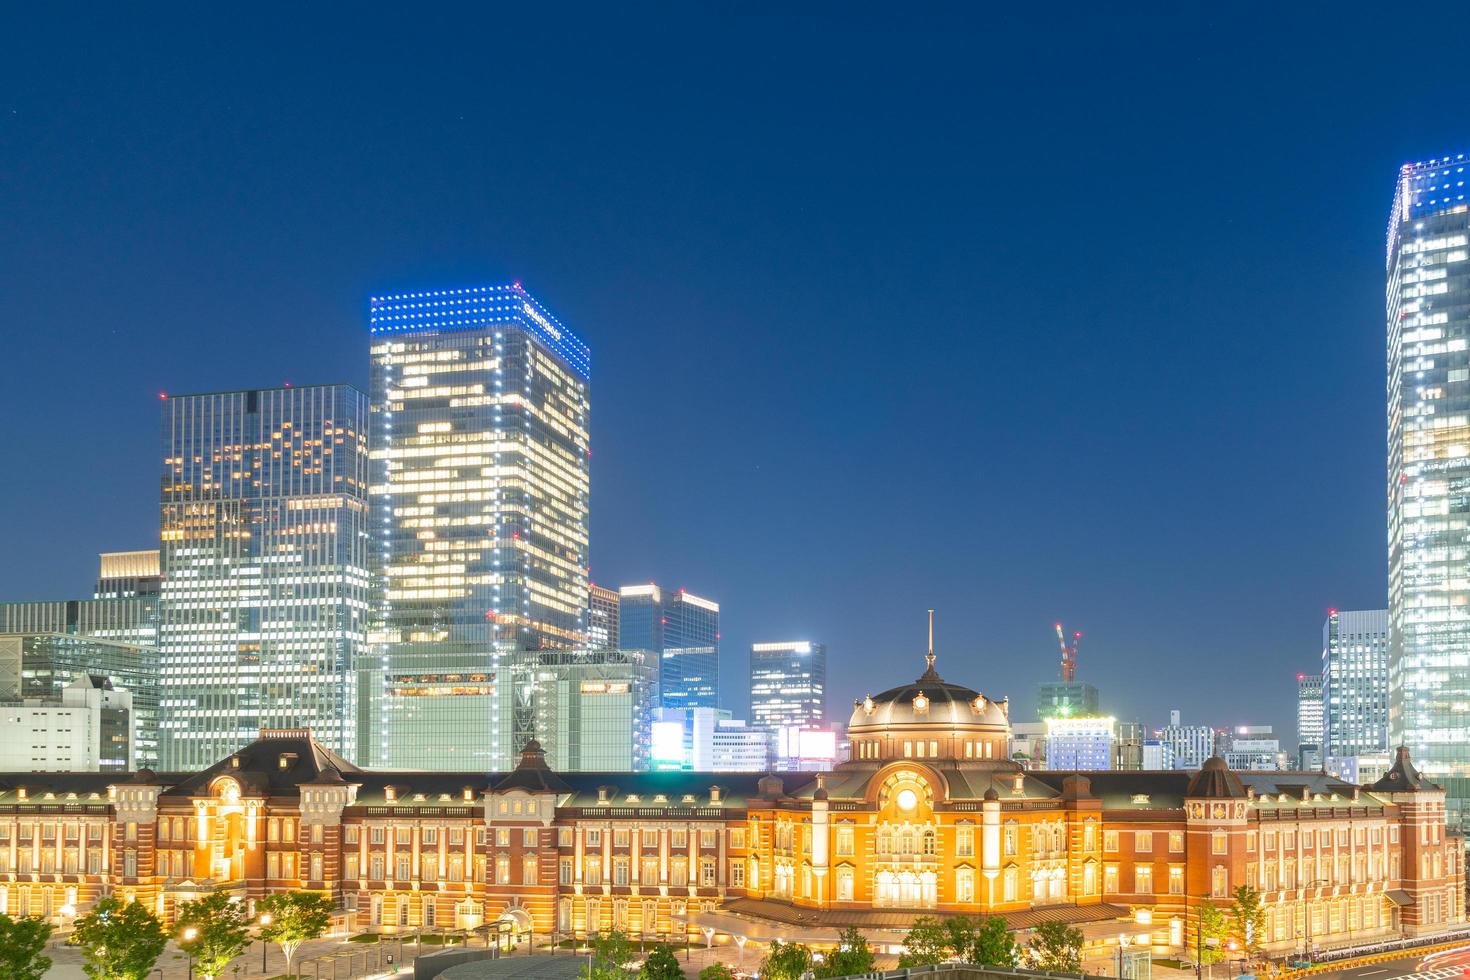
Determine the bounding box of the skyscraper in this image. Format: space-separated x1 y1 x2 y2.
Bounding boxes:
749 641 827 729
1389 155 1470 818
619 584 720 709
1296 672 1324 769
1322 609 1389 760
510 649 657 771
588 584 620 649
159 385 370 769
369 284 591 770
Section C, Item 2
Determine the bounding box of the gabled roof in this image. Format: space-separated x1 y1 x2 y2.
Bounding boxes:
162 729 362 799
1369 746 1441 793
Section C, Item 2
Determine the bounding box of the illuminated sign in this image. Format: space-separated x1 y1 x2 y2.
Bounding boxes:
652 722 686 765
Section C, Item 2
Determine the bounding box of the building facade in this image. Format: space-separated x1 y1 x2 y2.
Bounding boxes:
1159 713 1215 771
619 585 720 709
1388 156 1470 820
0 633 156 770
511 649 658 772
159 385 371 770
1036 680 1099 720
749 641 826 730
1323 609 1389 761
0 675 133 772
588 585 620 649
1298 672 1325 769
0 650 1462 957
1045 717 1115 771
368 284 591 772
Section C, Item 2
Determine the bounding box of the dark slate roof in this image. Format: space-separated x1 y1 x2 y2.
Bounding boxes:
1185 756 1248 798
161 729 362 799
492 740 571 794
0 771 124 804
1369 746 1441 793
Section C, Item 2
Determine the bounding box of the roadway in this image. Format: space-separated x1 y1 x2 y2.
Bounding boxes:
1314 944 1470 980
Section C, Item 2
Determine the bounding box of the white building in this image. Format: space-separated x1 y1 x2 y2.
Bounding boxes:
650 708 775 772
1009 721 1047 769
1044 716 1115 770
1141 739 1174 770
0 675 134 772
711 720 774 771
1159 710 1215 769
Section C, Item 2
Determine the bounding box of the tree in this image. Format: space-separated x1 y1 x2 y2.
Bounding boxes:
639 943 683 980
944 916 978 960
175 890 251 980
698 965 738 980
1029 920 1084 974
0 913 54 980
820 926 875 977
759 939 815 980
898 915 952 967
71 896 168 980
581 929 636 980
1230 885 1267 958
256 890 334 978
1196 900 1230 966
971 916 1020 968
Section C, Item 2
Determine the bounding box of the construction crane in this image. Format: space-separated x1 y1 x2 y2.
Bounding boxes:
1054 622 1081 682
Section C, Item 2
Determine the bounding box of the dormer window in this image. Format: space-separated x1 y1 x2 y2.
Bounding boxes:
1131 794 1151 805
463 787 474 803
710 787 722 804
230 756 241 769
597 787 610 804
385 786 397 803
682 794 696 804
654 794 668 804
1011 774 1025 794
277 752 298 770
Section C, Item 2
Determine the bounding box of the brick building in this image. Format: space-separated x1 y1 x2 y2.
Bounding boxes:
0 650 1462 957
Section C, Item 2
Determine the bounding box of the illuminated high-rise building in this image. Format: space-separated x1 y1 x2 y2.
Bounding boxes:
369 284 591 770
749 640 826 729
619 584 719 709
588 584 620 649
1323 609 1389 760
1297 671 1324 769
1389 155 1470 820
158 385 370 770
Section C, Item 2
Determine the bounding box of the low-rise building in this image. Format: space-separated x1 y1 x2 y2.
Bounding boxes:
0 675 134 772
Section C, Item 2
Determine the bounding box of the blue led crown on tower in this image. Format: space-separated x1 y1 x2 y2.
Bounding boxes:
369 282 590 380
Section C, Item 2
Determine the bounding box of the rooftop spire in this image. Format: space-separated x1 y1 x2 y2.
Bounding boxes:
921 609 941 680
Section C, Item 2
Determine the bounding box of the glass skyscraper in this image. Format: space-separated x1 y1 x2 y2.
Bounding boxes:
159 385 370 769
1388 154 1470 818
1321 608 1388 760
618 584 720 709
368 283 591 770
749 640 826 729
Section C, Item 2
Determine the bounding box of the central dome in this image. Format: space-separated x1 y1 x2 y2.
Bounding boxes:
847 644 1011 764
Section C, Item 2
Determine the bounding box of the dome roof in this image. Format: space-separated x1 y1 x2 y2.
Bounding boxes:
849 655 1009 731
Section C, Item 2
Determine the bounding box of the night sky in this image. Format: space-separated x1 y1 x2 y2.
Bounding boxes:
4 7 1468 739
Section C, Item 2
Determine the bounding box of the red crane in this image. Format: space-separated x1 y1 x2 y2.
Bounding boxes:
1055 622 1081 682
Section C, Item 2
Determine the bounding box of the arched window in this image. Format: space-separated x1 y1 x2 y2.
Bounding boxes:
922 828 936 856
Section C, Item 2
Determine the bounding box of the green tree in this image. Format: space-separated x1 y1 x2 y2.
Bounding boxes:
1029 920 1083 974
760 939 815 980
639 943 683 980
944 916 978 960
256 890 334 978
971 915 1021 968
580 929 636 980
898 915 952 967
698 965 738 980
71 897 168 980
0 913 54 980
820 926 876 977
175 890 251 980
1196 900 1230 966
1230 885 1267 958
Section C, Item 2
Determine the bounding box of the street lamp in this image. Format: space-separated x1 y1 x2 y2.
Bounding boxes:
182 926 198 980
259 912 274 972
1118 932 1132 979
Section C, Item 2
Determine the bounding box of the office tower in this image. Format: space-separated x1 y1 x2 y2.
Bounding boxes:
749 640 827 729
1044 716 1115 770
1223 726 1284 771
1141 739 1174 770
0 675 134 772
1036 679 1099 720
95 551 162 598
369 284 591 770
1297 671 1324 767
1113 721 1144 770
0 632 156 766
588 584 620 649
159 385 370 770
1389 155 1470 817
1158 713 1214 769
1321 609 1389 761
510 649 657 771
618 584 720 709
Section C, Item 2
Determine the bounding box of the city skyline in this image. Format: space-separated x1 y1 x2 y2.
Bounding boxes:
11 7 1470 739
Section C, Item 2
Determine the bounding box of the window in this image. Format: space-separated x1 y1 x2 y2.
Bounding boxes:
586 829 602 848
1104 830 1119 852
701 859 716 886
614 829 630 848
345 854 360 879
1134 864 1153 893
956 826 974 857
345 826 360 844
558 828 573 847
671 830 687 849
1169 865 1184 895
585 857 603 886
671 857 689 887
524 828 538 848
497 828 511 847
643 829 660 849
701 830 717 849
396 855 411 881
1211 831 1227 855
560 857 574 885
836 865 853 901
1169 831 1184 853
422 827 438 845
1211 865 1228 898
957 867 975 902
1004 822 1018 856
371 826 385 844
732 861 747 888
370 856 385 880
524 855 538 884
1104 864 1119 894
422 855 438 881
613 857 630 886
1135 831 1153 853
1004 866 1019 902
497 855 510 884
